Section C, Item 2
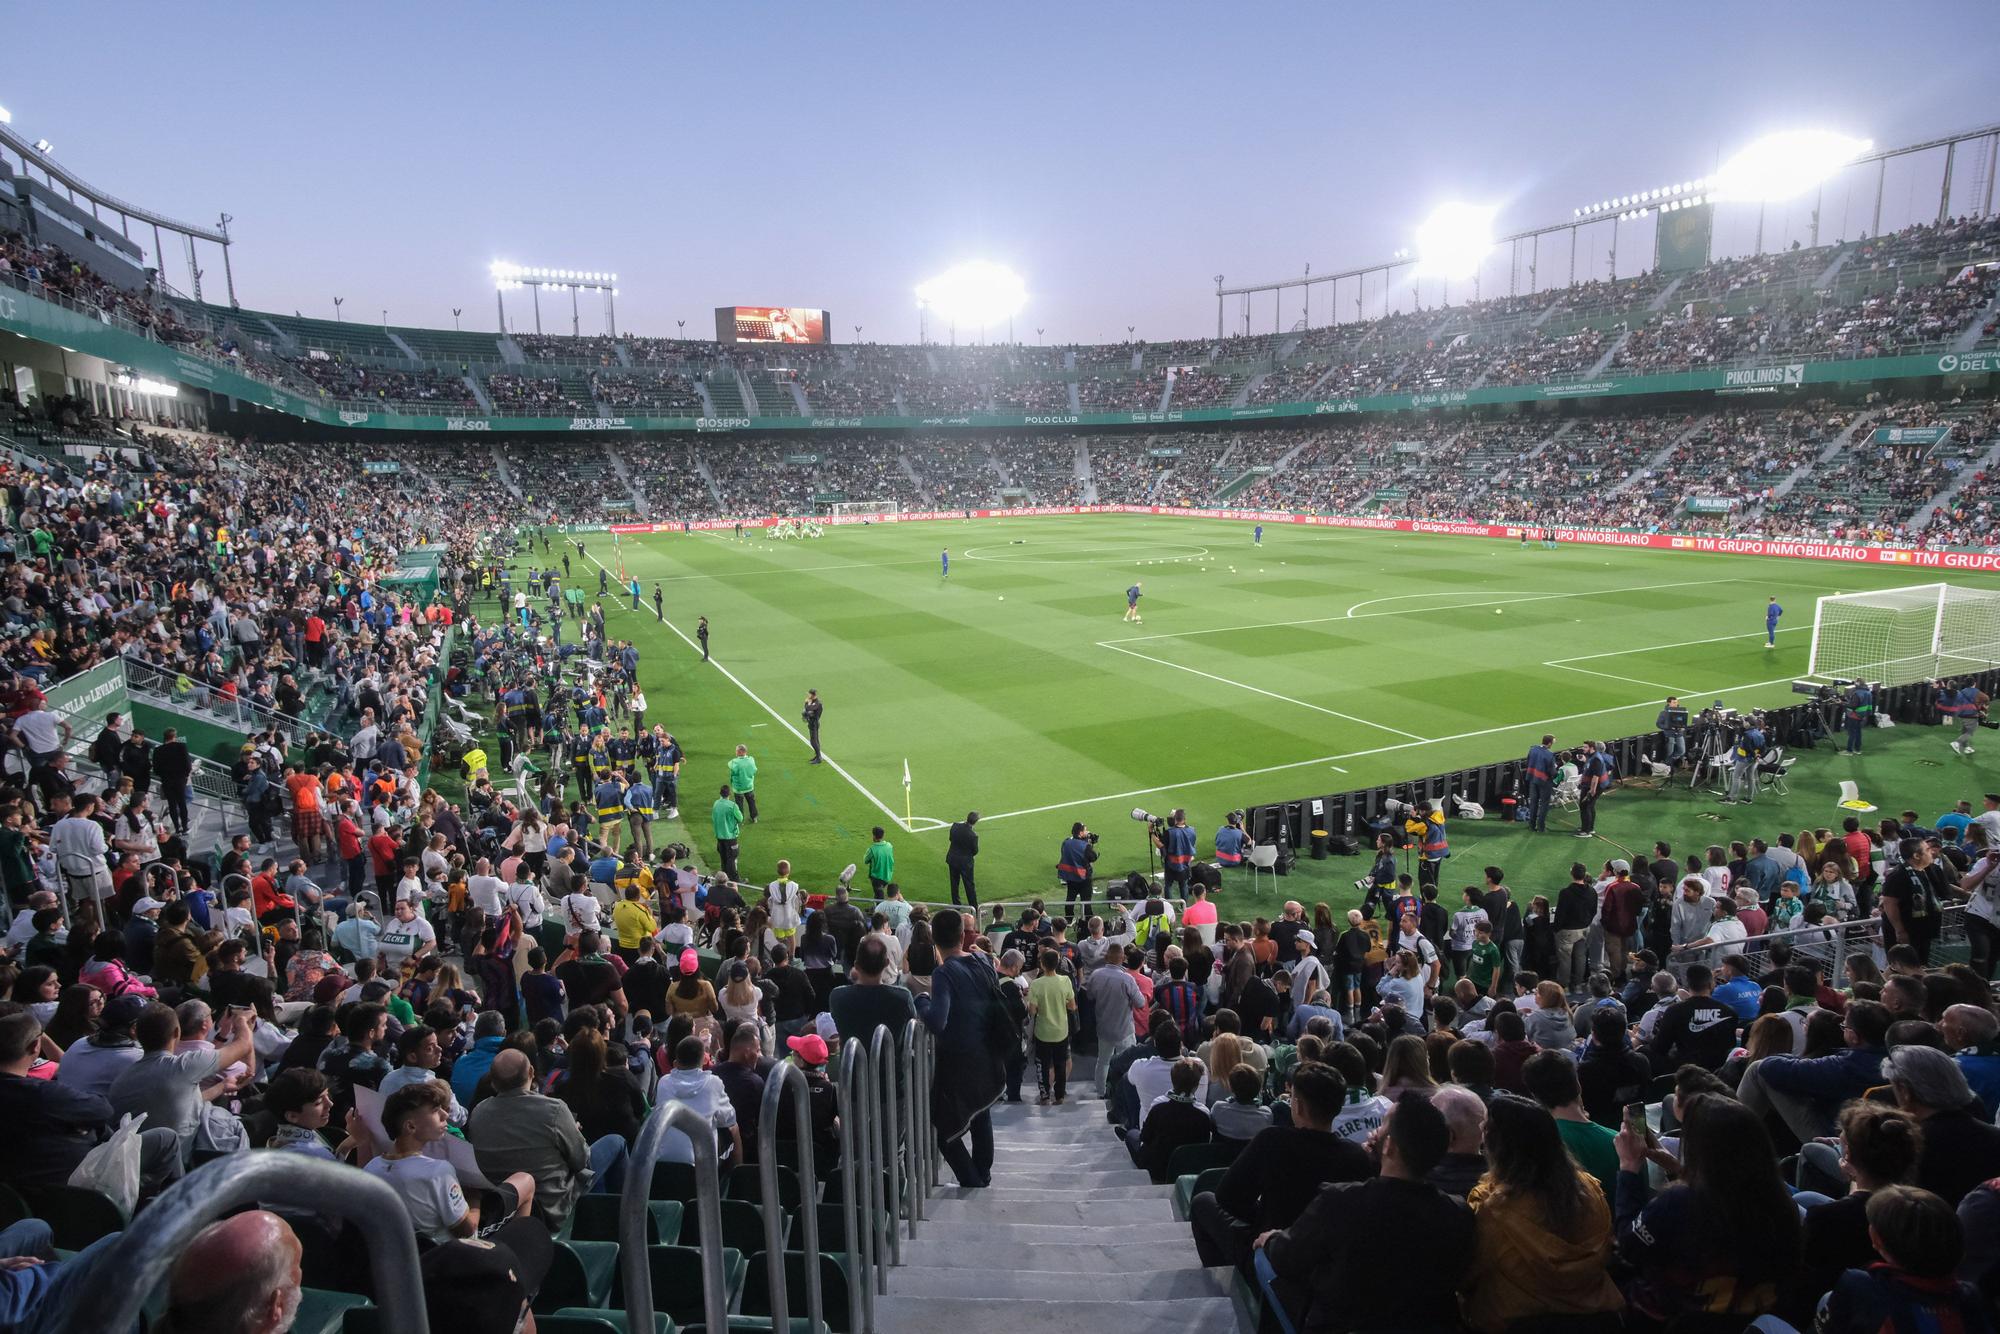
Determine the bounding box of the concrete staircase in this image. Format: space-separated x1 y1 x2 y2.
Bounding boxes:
874 1087 1235 1334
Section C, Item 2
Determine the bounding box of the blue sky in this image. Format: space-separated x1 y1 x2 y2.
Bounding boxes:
7 2 1997 344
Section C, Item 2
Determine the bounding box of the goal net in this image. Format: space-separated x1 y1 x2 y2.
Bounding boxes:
1808 582 2000 685
828 500 898 518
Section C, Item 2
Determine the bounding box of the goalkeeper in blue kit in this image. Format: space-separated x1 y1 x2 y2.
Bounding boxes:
1766 597 1783 648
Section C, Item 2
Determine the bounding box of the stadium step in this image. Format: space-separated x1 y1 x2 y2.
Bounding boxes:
872 1083 1237 1334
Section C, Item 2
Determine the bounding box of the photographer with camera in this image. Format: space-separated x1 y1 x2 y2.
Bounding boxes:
1723 714 1767 805
1937 678 1990 756
1058 822 1099 912
1655 698 1689 772
1842 680 1874 755
1154 809 1198 896
1214 811 1253 871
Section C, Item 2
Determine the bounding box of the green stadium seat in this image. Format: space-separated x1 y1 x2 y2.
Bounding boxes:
678 1198 789 1255
725 1164 805 1209
646 1245 748 1329
548 1311 677 1334
741 1251 855 1334
0 1182 31 1229
292 1288 370 1334
1156 1139 1242 1186
573 1194 684 1245
18 1184 127 1251
1173 1165 1232 1222
649 1161 734 1203
534 1240 621 1314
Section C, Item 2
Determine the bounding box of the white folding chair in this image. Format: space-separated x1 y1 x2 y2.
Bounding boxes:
1194 920 1218 948
1759 755 1797 797
1247 843 1279 893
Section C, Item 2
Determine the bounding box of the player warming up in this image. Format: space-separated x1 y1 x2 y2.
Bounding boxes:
1124 581 1143 623
940 547 949 581
1766 596 1783 648
1253 523 1263 547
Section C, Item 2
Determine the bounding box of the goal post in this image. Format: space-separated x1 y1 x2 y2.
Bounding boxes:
1808 582 2000 685
828 500 899 518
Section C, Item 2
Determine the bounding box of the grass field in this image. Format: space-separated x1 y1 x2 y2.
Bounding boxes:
521 513 1999 916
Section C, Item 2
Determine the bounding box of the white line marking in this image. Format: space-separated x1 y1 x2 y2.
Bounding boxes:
1544 662 1688 693
1096 640 1429 741
963 673 1803 825
1099 577 1731 645
579 549 915 833
1547 624 1807 663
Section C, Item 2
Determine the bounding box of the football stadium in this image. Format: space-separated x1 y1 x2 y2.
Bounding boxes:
1 8 1999 1333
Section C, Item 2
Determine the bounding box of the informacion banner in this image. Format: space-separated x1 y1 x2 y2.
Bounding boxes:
1873 425 1952 446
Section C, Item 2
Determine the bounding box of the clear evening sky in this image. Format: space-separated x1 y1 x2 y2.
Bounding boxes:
7 1 1997 344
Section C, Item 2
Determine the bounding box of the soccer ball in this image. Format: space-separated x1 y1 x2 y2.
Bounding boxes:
1495 608 1503 615
998 596 1005 601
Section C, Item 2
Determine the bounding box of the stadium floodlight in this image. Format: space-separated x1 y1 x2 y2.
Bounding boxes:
915 261 1028 328
0 105 11 125
1412 202 1495 281
31 139 52 156
1711 129 1872 203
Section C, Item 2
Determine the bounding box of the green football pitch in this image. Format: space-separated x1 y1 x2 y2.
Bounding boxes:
534 514 1994 909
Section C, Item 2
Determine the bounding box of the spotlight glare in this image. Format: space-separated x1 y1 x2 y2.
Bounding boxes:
1412 201 1496 281
914 260 1028 326
1712 129 1873 203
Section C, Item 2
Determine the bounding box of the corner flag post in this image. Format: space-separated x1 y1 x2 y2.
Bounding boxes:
902 758 912 826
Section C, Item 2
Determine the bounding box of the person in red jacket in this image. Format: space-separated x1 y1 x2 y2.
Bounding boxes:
1599 861 1646 982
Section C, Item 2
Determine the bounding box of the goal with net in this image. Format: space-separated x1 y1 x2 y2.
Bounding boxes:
1808 582 2000 685
827 501 899 518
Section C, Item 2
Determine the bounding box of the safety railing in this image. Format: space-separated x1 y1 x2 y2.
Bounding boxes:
870 1024 902 1278
67 1153 429 1332
837 1035 878 1334
620 1098 731 1334
758 1060 826 1334
1675 900 1972 979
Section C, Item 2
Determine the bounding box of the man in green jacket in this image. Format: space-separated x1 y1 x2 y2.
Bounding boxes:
728 745 759 823
712 784 743 882
865 827 895 893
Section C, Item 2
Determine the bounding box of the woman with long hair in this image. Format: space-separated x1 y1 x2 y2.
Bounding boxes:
1203 1031 1244 1103
1379 1033 1438 1100
1460 1094 1622 1332
1721 1013 1797 1088
551 1026 646 1150
666 958 718 1019
904 919 937 995
1249 918 1277 973
1615 1093 1801 1327
43 983 103 1051
1523 895 1558 979
9 966 61 1022
718 961 763 1032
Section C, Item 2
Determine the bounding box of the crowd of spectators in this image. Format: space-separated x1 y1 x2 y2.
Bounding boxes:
1167 368 1240 410
589 369 704 414
484 375 591 414
515 335 623 367
1048 802 2000 1332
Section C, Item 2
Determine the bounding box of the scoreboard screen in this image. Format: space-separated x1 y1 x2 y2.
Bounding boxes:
715 306 830 344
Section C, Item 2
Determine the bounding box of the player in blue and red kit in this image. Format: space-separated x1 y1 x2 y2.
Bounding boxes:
1766 597 1783 648
1124 581 1143 623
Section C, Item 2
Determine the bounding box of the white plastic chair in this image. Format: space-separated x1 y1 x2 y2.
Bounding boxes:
1194 921 1218 948
1836 780 1877 813
1247 843 1279 893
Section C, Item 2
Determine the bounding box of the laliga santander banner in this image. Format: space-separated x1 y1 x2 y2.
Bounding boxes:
594 507 2000 572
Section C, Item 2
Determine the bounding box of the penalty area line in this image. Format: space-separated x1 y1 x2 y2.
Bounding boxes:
579 549 915 834
1096 640 1428 742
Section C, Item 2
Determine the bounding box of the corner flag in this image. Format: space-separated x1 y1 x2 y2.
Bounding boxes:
902 758 912 825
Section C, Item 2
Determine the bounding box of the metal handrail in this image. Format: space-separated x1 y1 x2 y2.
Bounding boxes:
67 1153 428 1332
619 1098 730 1334
899 1018 923 1233
868 1024 901 1282
836 1036 876 1334
757 1059 826 1334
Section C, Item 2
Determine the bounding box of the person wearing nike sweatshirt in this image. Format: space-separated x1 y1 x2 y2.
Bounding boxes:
1644 963 1739 1072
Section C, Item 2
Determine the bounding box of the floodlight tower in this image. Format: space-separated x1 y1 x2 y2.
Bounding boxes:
915 262 1027 350
489 263 621 336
